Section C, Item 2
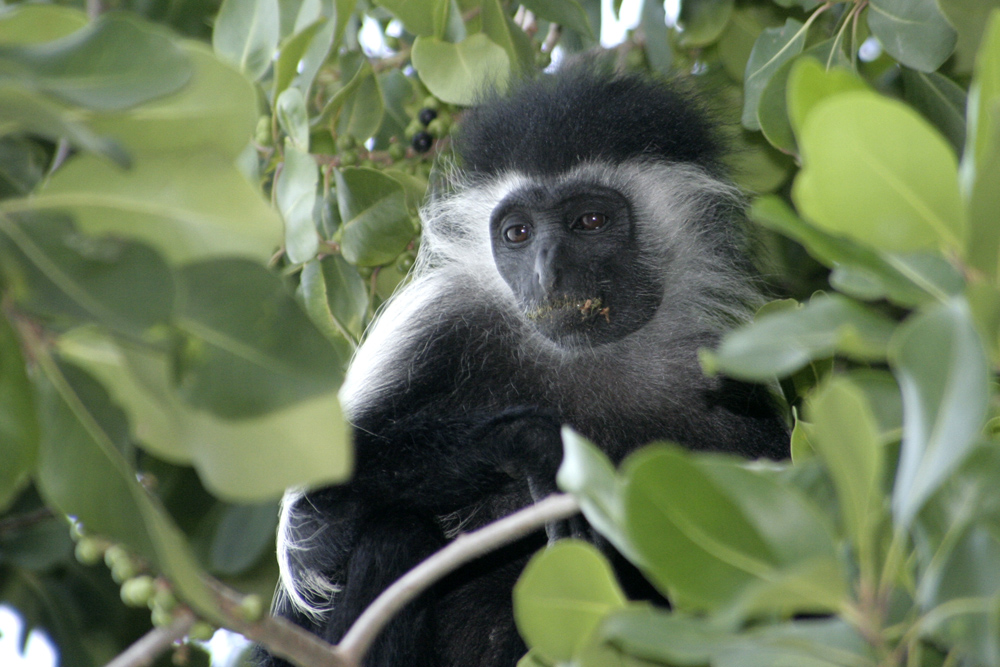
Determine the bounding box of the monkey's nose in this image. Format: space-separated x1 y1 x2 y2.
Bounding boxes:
534 245 559 295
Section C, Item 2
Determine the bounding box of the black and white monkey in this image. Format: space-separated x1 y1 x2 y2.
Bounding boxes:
261 62 788 667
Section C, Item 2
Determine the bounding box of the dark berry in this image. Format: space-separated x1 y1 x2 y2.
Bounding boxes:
412 131 433 153
417 107 438 126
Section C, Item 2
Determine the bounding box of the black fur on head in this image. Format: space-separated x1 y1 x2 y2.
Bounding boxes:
455 59 724 179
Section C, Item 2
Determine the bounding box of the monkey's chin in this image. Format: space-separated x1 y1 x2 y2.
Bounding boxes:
525 296 613 345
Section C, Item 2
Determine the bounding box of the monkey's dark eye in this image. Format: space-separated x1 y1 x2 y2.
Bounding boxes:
504 224 531 243
573 212 608 231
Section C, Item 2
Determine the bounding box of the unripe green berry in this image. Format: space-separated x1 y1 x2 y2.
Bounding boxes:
238 594 265 623
356 265 374 279
388 142 407 161
340 150 358 167
188 621 215 642
152 587 178 612
255 116 273 147
395 250 416 273
104 544 128 570
151 606 175 628
426 117 449 138
421 96 441 111
75 538 105 566
336 134 356 151
405 119 423 139
360 158 377 169
121 575 156 607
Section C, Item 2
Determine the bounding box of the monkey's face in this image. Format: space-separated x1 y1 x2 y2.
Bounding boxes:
490 179 663 346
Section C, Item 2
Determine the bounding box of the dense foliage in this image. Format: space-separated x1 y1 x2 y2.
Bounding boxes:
0 0 998 665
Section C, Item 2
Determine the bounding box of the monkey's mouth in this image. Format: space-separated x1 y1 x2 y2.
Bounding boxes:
526 296 610 325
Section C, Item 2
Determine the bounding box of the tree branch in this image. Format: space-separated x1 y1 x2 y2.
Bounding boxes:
337 493 581 665
105 609 195 667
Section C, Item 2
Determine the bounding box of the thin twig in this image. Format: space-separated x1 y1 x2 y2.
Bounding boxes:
105 609 195 667
337 493 581 665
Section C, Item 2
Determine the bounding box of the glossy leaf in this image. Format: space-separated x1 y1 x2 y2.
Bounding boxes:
520 0 594 39
704 294 897 381
867 0 957 73
963 11 1000 278
212 0 280 81
750 196 963 307
901 69 967 155
598 608 730 665
276 141 320 265
513 540 626 664
289 16 340 97
302 255 368 341
0 13 192 110
890 297 990 528
481 0 536 73
623 447 845 615
175 259 348 418
938 0 1000 74
411 34 510 106
0 84 128 166
0 213 174 336
556 428 640 566
83 43 259 158
714 618 872 667
677 0 733 47
33 363 218 620
806 379 884 567
375 0 442 37
0 4 88 44
336 64 384 143
12 151 282 264
793 91 965 254
336 167 414 266
0 316 38 512
58 328 351 502
276 87 310 150
787 58 867 139
742 18 806 131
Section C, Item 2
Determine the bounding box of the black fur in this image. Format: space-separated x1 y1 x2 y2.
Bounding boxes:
258 64 788 667
458 62 724 179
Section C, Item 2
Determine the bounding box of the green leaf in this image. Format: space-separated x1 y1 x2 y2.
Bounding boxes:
598 608 730 665
411 34 510 106
212 0 280 80
742 18 806 131
481 0 536 73
901 69 968 155
83 43 259 159
336 167 414 266
750 196 963 307
938 0 1000 74
520 0 595 39
556 428 640 566
513 540 626 664
336 64 385 143
714 618 872 667
301 255 368 341
58 328 351 503
0 4 88 44
0 13 193 111
640 0 673 76
793 91 965 254
0 84 128 166
0 212 174 337
175 259 348 418
206 502 279 575
677 0 733 47
276 87 310 150
623 447 845 615
375 0 443 37
787 58 868 140
889 297 990 528
963 11 1000 277
806 378 884 568
272 19 325 99
289 16 340 98
7 151 282 264
0 315 38 512
704 294 897 382
276 140 320 264
867 0 957 73
33 362 218 620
